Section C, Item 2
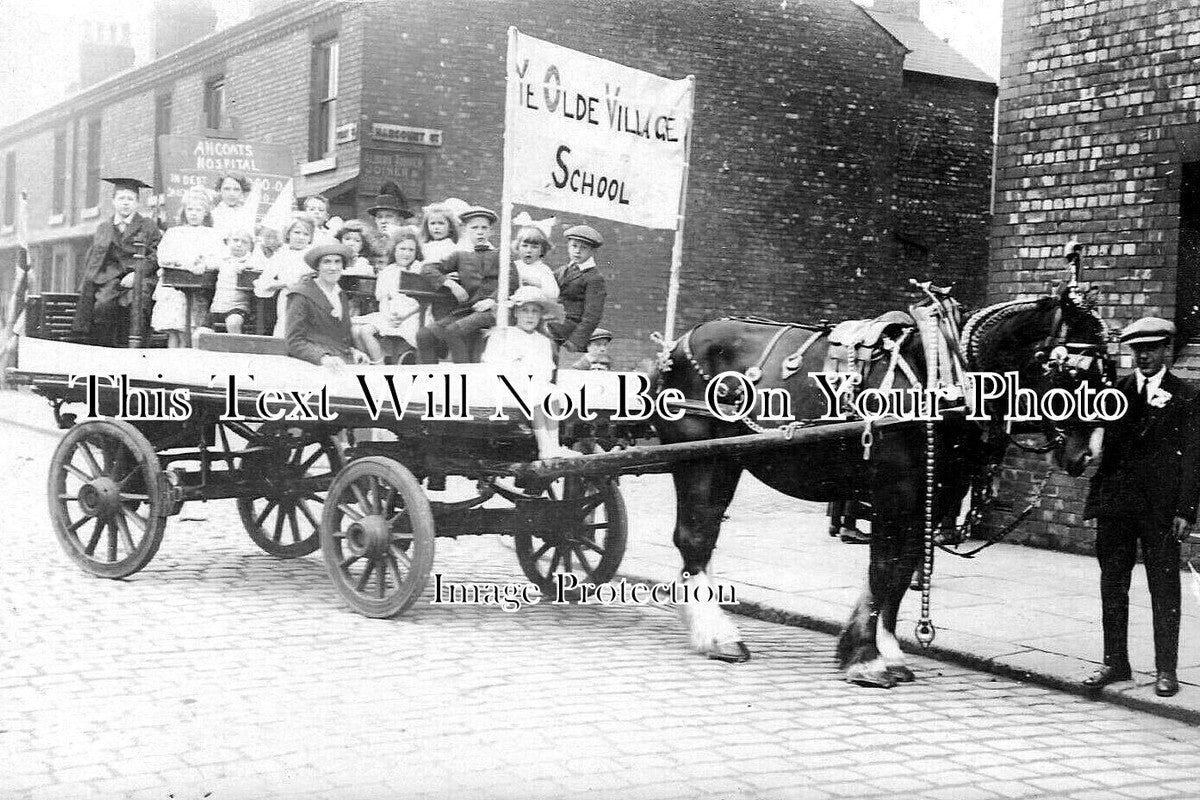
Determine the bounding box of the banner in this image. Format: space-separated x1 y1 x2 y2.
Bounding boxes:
157 135 294 225
505 31 693 230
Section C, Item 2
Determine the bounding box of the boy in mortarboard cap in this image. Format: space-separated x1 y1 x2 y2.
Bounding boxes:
72 177 162 347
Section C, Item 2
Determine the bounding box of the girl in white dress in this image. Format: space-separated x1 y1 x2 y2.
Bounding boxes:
481 286 571 460
418 204 462 266
254 215 316 337
210 173 256 239
335 219 376 276
512 226 559 300
151 192 225 347
353 228 424 364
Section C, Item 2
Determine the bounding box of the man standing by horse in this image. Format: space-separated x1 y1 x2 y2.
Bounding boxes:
1083 316 1199 698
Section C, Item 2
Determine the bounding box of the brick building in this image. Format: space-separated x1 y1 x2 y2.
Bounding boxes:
0 0 995 365
987 0 1200 557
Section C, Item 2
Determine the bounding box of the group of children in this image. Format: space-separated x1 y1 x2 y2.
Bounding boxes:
148 179 615 383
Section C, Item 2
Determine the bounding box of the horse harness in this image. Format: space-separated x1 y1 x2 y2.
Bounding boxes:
666 314 928 438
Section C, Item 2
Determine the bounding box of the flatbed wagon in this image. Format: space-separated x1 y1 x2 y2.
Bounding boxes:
9 331 909 619
9 333 663 617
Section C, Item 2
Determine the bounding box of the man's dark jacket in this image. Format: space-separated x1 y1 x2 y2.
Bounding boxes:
72 213 161 335
1085 371 1200 528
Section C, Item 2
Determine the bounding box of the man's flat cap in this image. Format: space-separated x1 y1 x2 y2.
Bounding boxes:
1120 316 1175 346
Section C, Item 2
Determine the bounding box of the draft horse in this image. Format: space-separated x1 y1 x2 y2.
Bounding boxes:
653 286 1110 687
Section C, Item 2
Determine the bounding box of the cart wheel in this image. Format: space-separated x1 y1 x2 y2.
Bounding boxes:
320 457 435 618
514 477 628 595
48 418 167 579
237 427 343 558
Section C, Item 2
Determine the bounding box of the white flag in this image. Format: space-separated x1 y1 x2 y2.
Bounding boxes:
260 179 295 233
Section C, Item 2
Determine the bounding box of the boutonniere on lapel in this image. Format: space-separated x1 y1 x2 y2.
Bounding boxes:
1148 388 1172 409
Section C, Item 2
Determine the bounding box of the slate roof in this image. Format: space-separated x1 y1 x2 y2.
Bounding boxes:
865 10 995 84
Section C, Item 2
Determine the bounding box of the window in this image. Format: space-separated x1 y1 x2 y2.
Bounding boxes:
154 93 172 193
155 93 172 138
52 129 67 215
84 118 101 209
3 151 15 226
204 75 227 130
309 37 338 160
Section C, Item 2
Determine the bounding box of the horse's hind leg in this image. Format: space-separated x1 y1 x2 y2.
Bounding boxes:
672 458 747 663
839 514 917 688
876 522 923 683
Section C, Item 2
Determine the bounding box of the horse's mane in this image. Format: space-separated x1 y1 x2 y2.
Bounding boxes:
962 297 1056 372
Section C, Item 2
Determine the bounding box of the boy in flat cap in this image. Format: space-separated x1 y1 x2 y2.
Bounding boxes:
72 177 162 347
550 224 608 357
1082 316 1199 697
569 327 612 370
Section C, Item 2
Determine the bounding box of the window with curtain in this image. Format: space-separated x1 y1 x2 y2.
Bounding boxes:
310 37 339 160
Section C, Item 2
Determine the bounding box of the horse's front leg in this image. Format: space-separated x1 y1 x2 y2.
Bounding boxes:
672 458 747 663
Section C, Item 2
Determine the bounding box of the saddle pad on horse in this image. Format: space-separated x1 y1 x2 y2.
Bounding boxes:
823 311 914 374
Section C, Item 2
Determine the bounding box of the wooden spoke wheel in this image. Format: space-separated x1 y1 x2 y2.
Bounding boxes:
237 427 343 559
320 457 435 618
514 477 628 596
48 419 167 579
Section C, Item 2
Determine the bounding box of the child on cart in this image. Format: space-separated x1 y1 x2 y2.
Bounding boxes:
481 286 574 460
203 227 258 335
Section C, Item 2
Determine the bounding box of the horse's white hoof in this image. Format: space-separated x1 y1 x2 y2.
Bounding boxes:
707 641 751 663
846 661 897 688
885 664 915 683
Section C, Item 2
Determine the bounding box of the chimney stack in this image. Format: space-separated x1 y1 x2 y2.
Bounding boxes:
78 20 136 88
150 0 217 60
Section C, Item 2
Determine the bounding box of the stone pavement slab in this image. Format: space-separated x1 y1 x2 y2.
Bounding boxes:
614 468 1200 725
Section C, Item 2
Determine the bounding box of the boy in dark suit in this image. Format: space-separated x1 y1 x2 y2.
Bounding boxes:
416 206 515 363
549 224 607 357
1082 316 1199 697
72 177 162 347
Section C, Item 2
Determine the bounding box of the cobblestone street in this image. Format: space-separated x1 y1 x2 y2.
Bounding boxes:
3 411 1200 799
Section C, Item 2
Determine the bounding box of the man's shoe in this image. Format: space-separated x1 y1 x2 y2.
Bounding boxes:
839 527 871 545
1082 664 1131 689
1155 671 1179 697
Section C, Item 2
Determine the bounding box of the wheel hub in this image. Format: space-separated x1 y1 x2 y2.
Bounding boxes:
78 477 122 519
345 515 392 559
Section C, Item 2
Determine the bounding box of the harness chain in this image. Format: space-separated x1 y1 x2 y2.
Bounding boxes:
915 420 937 646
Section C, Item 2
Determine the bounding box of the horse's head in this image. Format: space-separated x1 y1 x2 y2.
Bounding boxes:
964 283 1114 476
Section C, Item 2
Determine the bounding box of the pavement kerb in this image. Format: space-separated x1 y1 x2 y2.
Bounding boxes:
618 570 1200 727
7 388 1198 728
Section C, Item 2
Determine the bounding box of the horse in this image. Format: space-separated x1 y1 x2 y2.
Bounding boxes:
652 284 1111 687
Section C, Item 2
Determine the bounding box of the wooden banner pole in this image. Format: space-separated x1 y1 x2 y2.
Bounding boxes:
662 74 696 341
496 26 520 334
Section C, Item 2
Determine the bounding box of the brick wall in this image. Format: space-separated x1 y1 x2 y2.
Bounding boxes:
0 1 349 260
359 0 996 366
894 72 996 305
0 0 996 373
985 0 1200 557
